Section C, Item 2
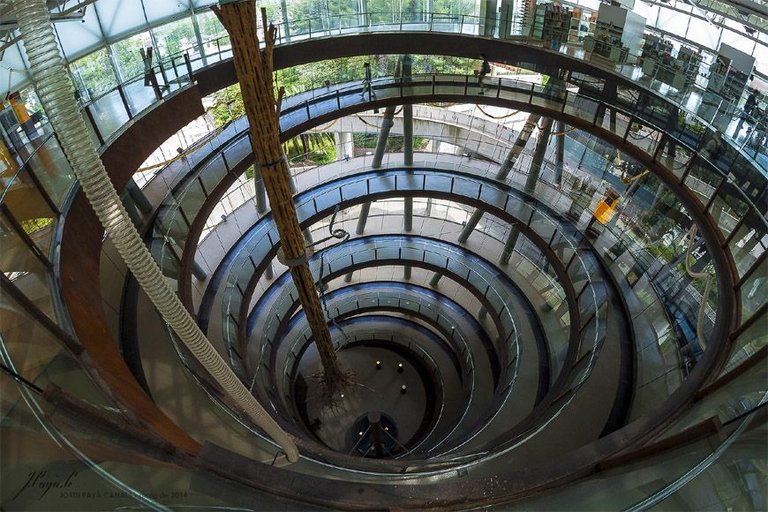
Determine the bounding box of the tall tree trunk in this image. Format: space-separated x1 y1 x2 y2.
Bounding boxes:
213 2 350 393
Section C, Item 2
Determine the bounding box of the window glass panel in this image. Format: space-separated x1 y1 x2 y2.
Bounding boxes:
633 2 658 25
1 170 56 257
0 215 56 321
656 9 687 37
196 10 230 59
1 43 31 94
368 0 400 24
751 42 768 76
142 0 189 26
720 309 767 378
720 29 755 55
94 0 147 40
197 10 228 42
153 18 197 59
55 6 103 61
69 48 117 99
113 32 151 82
740 257 767 324
433 0 477 16
685 16 718 50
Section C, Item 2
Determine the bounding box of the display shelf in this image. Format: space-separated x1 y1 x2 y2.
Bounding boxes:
530 2 573 50
586 3 645 64
566 8 595 45
707 43 755 103
640 35 701 90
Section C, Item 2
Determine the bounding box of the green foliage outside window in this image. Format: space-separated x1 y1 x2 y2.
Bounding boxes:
113 33 148 82
154 18 197 58
283 0 476 32
211 84 245 126
197 10 227 39
353 133 429 152
210 54 478 165
70 48 116 98
20 217 54 235
285 133 337 164
274 55 476 96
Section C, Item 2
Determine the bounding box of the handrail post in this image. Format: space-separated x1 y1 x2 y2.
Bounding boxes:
184 53 194 79
83 105 105 146
170 56 179 79
117 83 132 118
150 67 162 100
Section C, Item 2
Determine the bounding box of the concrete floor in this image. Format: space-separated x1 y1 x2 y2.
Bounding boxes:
301 345 427 455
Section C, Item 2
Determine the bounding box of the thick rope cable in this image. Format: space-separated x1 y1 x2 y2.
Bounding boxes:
684 224 715 351
307 118 339 132
137 121 230 172
551 127 576 136
315 205 351 342
12 0 298 462
354 107 403 128
475 104 520 119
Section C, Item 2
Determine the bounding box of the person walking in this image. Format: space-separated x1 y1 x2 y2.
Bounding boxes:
478 54 491 95
361 62 375 100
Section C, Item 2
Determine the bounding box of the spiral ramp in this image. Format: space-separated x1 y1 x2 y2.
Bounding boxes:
1 19 766 512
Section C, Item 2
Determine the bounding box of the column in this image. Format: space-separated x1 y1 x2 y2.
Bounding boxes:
501 117 553 265
458 113 540 243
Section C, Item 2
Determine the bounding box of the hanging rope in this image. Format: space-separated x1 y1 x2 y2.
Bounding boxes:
620 169 649 185
627 127 658 142
308 118 339 132
475 104 520 119
314 205 351 343
551 127 576 136
354 107 403 128
137 122 230 172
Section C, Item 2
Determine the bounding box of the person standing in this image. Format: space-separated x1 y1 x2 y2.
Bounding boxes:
478 54 491 95
361 62 375 100
735 89 758 140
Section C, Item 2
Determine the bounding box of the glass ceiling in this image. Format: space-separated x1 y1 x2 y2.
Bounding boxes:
1 0 766 97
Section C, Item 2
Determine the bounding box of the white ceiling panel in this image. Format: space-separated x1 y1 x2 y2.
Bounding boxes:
0 41 31 97
142 0 190 25
54 5 104 60
95 0 149 41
